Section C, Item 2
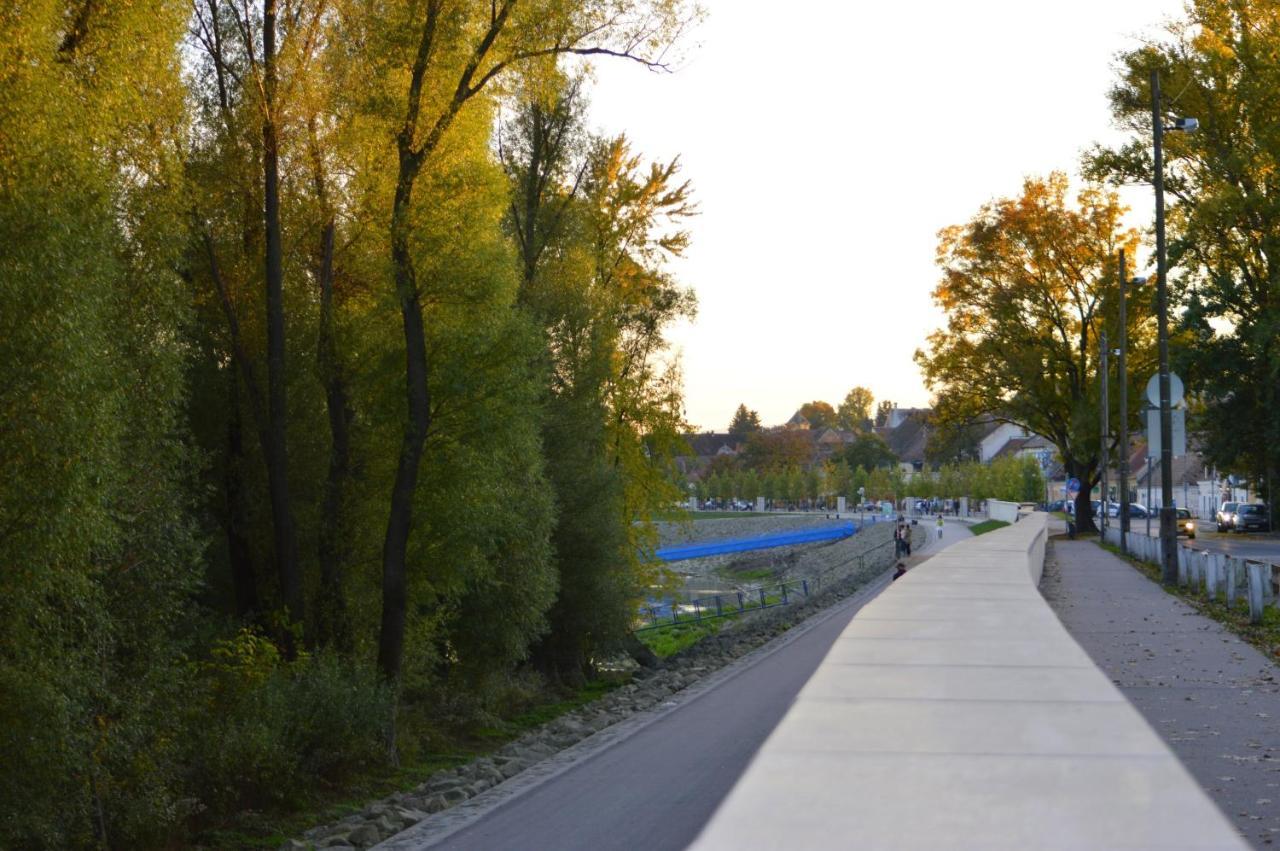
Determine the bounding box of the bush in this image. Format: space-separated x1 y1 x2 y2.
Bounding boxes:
185 633 392 815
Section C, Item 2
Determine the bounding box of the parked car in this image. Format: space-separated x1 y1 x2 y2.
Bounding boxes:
1127 503 1149 519
1216 501 1240 533
1090 500 1120 518
1232 503 1271 533
1175 507 1196 539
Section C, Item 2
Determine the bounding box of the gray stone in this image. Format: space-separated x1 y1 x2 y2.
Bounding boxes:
279 841 310 851
394 806 428 823
425 776 466 793
422 794 449 813
346 822 383 848
315 835 354 849
498 758 529 778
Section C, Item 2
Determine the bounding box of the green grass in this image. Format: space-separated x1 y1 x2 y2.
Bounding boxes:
637 617 731 657
1099 541 1280 664
637 585 801 658
194 678 625 849
970 519 1011 535
472 679 623 740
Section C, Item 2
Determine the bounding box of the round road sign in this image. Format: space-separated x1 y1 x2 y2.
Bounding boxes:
1146 372 1184 408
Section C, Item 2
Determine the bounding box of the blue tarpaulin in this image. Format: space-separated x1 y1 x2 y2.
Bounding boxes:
655 521 856 562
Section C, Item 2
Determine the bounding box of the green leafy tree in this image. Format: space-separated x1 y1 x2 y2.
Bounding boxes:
742 429 813 471
842 433 898 471
728 403 763 434
504 73 697 681
0 3 202 844
837 387 874 431
875 400 895 427
1086 0 1280 517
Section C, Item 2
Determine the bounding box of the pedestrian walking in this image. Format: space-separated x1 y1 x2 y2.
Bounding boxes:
936 514 944 541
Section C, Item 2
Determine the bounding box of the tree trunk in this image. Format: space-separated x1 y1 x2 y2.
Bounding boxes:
225 370 259 619
1069 460 1098 534
314 213 353 650
261 0 303 644
377 154 431 683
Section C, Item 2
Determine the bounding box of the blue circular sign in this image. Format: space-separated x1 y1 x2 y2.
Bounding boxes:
1066 477 1081 494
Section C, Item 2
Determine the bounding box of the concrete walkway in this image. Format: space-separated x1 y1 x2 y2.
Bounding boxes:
1042 539 1280 849
693 514 1245 850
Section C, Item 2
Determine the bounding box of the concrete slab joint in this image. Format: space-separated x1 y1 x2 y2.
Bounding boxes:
691 513 1248 850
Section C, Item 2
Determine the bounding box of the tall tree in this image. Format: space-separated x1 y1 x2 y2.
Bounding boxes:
874 399 895 427
504 76 696 679
1 1 199 843
371 0 692 684
728 403 762 434
1085 0 1280 518
836 386 874 431
915 173 1152 531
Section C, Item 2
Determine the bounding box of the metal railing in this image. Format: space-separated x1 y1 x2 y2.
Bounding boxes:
633 526 927 634
635 579 811 632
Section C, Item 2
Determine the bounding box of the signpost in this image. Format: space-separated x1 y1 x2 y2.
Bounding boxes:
1144 371 1187 458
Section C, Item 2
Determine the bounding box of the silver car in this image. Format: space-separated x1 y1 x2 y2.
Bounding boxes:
1216 501 1239 533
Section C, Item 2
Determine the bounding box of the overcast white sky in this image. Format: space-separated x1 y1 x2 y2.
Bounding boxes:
584 0 1185 432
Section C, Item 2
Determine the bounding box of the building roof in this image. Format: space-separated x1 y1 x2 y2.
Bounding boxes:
683 432 743 458
785 411 811 429
883 411 929 464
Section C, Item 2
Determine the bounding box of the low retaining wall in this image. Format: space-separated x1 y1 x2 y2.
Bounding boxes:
691 513 1246 850
987 498 1021 524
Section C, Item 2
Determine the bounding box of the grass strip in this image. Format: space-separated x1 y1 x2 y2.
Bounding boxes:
969 519 1010 536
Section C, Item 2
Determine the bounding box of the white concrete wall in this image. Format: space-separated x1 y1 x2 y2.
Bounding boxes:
987 498 1021 524
691 514 1245 850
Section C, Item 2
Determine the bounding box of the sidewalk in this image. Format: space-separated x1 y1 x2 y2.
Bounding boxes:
1042 538 1280 849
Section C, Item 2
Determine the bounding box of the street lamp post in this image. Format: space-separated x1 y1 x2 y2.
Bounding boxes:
1150 69 1197 584
1100 329 1109 536
1118 253 1143 557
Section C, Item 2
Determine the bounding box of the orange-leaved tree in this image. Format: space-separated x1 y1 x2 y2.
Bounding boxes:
915 173 1154 531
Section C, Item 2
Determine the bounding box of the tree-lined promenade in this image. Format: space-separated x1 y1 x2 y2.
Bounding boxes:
6 1 1280 848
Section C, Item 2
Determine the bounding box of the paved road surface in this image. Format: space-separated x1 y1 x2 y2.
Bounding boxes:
392 521 972 851
1042 539 1280 849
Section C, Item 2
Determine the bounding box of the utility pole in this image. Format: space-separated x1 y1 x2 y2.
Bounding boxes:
1152 69 1178 584
1100 330 1109 536
1118 250 1130 555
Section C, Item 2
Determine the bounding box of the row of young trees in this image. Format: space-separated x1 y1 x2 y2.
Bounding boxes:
699 455 1047 509
0 1 696 846
918 0 1280 530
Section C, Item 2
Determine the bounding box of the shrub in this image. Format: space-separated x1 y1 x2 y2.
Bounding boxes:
184 633 391 814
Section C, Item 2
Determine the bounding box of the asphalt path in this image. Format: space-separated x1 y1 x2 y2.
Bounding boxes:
397 521 972 851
